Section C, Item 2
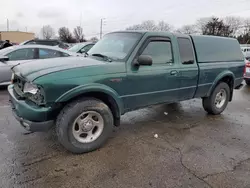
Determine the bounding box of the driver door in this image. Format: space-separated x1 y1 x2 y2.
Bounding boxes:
124 36 181 110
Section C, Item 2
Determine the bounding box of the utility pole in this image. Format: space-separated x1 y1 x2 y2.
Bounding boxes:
100 18 106 39
100 19 103 39
7 19 9 31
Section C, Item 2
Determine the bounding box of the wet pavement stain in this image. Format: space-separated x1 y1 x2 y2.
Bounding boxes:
0 85 250 188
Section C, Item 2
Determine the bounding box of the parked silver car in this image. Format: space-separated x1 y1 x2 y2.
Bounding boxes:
20 39 69 49
0 45 81 85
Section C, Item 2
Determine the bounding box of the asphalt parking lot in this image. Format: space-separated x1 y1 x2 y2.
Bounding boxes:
0 85 250 188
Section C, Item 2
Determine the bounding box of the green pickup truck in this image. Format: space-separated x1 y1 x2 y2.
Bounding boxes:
9 31 244 153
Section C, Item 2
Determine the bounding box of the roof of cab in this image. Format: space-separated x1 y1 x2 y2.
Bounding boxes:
108 30 192 37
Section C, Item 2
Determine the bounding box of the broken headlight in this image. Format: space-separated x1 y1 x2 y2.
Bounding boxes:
23 82 45 105
23 82 39 95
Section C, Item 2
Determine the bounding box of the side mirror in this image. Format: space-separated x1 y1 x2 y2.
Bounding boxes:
183 60 194 64
136 55 152 66
79 49 86 54
0 56 9 62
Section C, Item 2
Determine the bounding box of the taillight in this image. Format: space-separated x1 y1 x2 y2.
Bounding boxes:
244 62 250 76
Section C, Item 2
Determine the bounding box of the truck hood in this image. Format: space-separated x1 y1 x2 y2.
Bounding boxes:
13 56 106 80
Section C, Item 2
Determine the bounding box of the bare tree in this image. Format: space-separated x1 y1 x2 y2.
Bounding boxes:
195 17 212 34
41 25 55 39
224 16 242 36
176 25 197 34
243 18 250 35
157 21 172 31
202 17 233 37
126 20 172 31
90 37 98 42
237 18 250 43
126 24 141 30
34 32 39 39
74 26 85 42
141 20 158 31
126 20 157 31
58 27 74 43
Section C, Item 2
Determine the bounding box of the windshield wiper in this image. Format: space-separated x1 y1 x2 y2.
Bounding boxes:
11 62 21 70
91 53 112 62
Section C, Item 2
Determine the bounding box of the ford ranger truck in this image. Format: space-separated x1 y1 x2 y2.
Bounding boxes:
8 31 245 153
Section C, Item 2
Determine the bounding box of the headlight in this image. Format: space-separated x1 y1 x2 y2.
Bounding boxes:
23 82 39 95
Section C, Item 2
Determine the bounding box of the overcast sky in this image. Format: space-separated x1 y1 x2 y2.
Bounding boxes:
1 0 250 38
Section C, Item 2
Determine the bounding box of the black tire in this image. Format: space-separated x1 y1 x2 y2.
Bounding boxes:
202 82 230 115
56 98 114 154
246 80 250 86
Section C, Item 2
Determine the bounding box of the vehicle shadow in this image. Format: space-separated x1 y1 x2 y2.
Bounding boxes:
120 100 207 130
0 85 8 90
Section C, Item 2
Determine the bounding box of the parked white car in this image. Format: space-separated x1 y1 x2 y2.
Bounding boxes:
0 45 81 85
240 45 250 58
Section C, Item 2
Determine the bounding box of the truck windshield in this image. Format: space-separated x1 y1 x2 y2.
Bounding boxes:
88 32 142 61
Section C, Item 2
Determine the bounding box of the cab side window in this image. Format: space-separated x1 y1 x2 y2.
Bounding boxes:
178 38 195 64
141 41 173 64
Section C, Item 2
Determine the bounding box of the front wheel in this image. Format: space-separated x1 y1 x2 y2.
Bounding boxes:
202 82 230 115
56 98 114 154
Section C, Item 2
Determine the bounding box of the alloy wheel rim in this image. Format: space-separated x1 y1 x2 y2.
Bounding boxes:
215 89 227 109
72 111 104 143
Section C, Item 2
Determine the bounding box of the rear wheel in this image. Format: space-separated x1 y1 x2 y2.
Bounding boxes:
246 80 250 86
202 82 230 115
56 98 114 154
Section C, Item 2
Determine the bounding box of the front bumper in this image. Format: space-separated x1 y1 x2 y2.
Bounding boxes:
8 85 54 132
11 109 54 132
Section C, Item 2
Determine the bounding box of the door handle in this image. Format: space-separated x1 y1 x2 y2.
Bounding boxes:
170 70 178 76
